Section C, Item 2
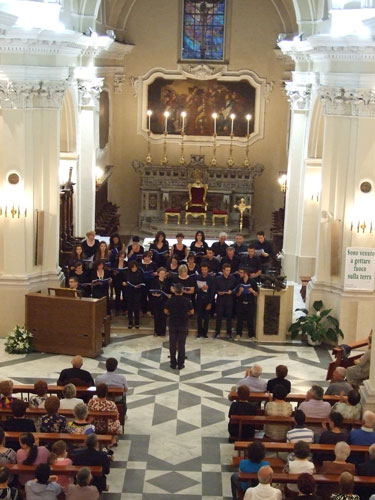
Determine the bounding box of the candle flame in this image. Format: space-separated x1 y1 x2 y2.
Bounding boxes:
181 111 187 118
212 112 217 119
230 113 236 120
164 111 170 118
246 114 251 120
147 110 152 116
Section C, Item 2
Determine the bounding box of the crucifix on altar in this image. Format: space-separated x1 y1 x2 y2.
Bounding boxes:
233 197 250 233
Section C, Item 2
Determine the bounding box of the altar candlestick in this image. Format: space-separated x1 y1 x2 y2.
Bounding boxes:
164 110 169 134
181 111 186 135
147 109 152 131
230 113 235 135
212 112 217 135
246 114 251 136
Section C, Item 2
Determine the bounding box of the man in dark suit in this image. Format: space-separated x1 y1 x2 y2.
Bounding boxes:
73 433 110 492
57 355 94 386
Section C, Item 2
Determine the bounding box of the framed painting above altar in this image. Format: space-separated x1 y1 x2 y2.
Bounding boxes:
147 77 255 137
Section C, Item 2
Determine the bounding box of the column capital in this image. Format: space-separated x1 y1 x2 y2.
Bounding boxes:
319 85 375 116
284 81 312 111
0 79 69 109
77 78 104 106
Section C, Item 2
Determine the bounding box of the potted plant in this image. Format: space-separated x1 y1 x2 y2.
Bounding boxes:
288 300 344 346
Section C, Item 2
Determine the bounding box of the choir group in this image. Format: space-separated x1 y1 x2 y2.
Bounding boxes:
66 229 274 340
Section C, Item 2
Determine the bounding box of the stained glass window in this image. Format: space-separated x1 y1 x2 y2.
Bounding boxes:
182 0 225 61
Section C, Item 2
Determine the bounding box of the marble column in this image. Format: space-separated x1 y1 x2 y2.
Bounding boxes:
76 77 103 236
282 77 315 282
0 75 69 335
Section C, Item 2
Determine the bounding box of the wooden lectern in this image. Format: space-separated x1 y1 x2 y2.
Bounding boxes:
25 293 107 358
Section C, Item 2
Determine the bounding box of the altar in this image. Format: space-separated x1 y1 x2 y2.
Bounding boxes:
132 155 264 236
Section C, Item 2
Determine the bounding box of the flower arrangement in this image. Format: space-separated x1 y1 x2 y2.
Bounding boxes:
4 325 34 354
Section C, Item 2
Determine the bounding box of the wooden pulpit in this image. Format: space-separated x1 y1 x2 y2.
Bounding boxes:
25 293 107 358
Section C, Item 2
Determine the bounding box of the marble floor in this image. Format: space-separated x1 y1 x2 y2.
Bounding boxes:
0 324 347 500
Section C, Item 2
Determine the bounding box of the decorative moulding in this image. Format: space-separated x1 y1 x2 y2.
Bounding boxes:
135 65 273 147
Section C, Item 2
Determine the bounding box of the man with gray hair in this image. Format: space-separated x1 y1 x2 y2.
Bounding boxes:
212 232 228 259
299 385 331 418
234 365 267 393
72 433 110 493
349 410 375 446
325 367 352 395
57 355 94 387
65 467 99 500
243 466 281 500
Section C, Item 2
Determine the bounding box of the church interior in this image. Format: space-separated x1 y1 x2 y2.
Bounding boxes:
1 0 375 499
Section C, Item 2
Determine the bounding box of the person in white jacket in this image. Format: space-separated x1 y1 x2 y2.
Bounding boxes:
243 466 282 500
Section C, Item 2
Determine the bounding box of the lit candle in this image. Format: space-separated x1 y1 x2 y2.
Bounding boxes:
246 114 252 136
230 113 236 135
181 111 186 134
212 112 217 135
147 110 152 131
164 110 169 134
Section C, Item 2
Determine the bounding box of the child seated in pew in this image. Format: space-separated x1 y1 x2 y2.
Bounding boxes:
25 463 61 500
228 385 258 443
40 396 67 434
0 466 18 500
48 440 72 489
29 380 48 409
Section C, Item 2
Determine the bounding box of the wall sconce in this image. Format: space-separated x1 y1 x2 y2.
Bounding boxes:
0 172 28 218
349 180 374 234
95 166 104 185
278 172 287 193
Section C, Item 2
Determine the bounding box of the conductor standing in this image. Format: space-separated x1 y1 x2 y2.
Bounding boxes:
164 283 194 370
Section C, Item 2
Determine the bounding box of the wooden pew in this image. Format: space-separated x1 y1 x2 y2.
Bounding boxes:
5 464 102 476
233 441 370 466
228 391 341 404
4 431 112 447
229 415 361 440
238 472 375 485
327 338 369 380
0 408 118 435
11 384 124 400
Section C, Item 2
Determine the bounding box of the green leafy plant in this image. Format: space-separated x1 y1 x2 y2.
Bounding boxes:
4 325 34 354
288 300 344 344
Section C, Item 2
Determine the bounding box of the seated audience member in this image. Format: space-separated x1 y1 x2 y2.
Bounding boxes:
299 385 331 418
346 334 371 388
235 365 267 393
286 409 314 443
330 471 359 500
65 467 99 500
4 399 36 433
230 442 270 500
0 466 18 499
319 411 348 445
325 367 352 396
357 444 375 500
332 390 362 420
212 232 228 259
286 441 315 494
243 465 281 500
349 410 375 446
40 396 66 433
25 463 61 500
296 473 322 500
72 433 110 493
264 384 293 441
48 440 72 489
57 355 94 387
228 385 258 442
0 380 16 409
95 357 128 395
0 428 16 466
88 383 121 443
59 384 84 410
266 365 291 394
67 403 95 435
321 441 355 474
29 379 48 409
16 433 50 486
